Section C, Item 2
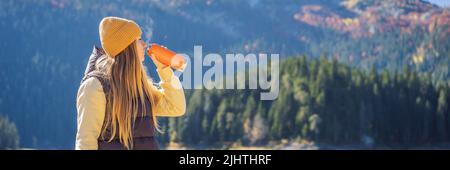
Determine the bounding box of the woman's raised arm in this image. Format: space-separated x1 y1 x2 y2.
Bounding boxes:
150 67 186 117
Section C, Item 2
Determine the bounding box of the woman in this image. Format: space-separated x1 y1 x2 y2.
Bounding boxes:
76 16 186 150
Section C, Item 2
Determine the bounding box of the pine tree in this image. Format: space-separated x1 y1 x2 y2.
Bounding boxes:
436 87 448 141
0 116 20 149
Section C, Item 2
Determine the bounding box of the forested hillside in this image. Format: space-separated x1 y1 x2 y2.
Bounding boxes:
158 56 450 148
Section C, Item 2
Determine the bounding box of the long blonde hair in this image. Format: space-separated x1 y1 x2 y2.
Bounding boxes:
97 41 162 149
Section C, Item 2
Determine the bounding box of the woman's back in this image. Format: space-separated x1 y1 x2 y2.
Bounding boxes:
82 70 159 150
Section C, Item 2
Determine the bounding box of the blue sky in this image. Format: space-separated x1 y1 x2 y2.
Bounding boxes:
426 0 450 7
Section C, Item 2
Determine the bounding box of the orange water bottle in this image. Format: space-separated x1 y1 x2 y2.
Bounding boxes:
147 44 186 71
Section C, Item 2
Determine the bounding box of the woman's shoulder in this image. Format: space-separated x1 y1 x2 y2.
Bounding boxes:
81 70 111 92
76 77 106 106
79 77 104 93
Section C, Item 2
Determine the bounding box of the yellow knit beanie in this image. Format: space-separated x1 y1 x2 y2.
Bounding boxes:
99 16 142 58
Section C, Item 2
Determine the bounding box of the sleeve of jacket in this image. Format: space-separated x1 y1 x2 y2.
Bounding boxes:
75 77 106 150
151 67 186 117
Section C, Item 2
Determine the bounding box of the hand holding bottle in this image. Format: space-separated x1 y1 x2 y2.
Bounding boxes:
147 43 186 71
